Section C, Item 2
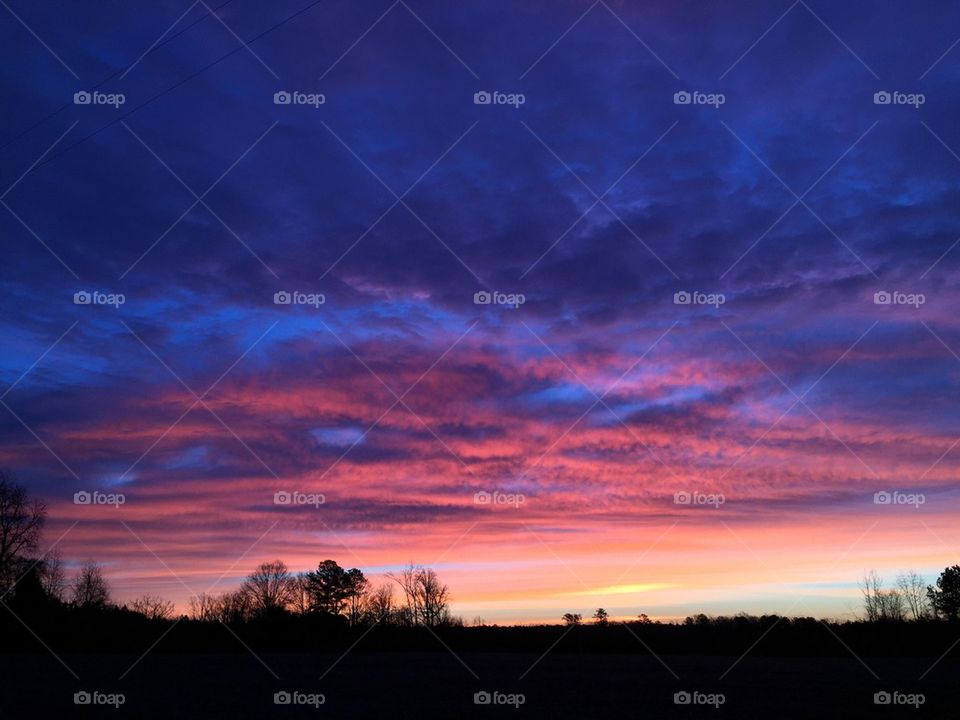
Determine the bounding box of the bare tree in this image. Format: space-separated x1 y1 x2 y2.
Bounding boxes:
896 570 930 620
345 569 369 625
188 592 219 621
860 570 905 621
130 594 175 620
0 472 46 592
217 589 253 623
389 565 422 624
189 590 251 623
290 572 312 615
418 567 450 626
71 561 110 608
364 582 395 623
860 570 883 621
880 589 905 621
562 612 582 626
240 560 297 615
39 546 66 602
388 564 450 626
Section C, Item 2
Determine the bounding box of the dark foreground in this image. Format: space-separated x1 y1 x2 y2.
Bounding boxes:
0 652 955 719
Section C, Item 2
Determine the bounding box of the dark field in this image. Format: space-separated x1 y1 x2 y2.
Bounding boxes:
0 651 956 719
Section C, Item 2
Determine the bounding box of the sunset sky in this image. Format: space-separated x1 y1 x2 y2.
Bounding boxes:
2 0 960 624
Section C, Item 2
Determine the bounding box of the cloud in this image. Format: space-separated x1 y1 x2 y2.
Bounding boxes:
2 0 960 620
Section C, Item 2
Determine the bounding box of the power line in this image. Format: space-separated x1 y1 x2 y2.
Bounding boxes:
28 0 325 175
0 0 237 153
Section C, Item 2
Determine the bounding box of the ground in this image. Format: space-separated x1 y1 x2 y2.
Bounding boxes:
0 652 955 718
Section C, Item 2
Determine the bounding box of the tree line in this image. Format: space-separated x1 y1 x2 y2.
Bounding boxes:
859 568 960 622
185 559 453 626
0 472 454 627
3 472 960 628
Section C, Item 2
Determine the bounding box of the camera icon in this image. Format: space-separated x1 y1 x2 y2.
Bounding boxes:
674 691 691 705
673 91 691 105
873 291 891 305
274 291 291 305
74 290 91 305
874 691 891 705
474 290 492 305
273 91 292 105
673 491 691 505
274 491 291 505
673 291 691 305
274 691 292 705
474 691 492 705
873 491 891 505
74 491 91 505
474 491 491 505
473 91 491 105
74 691 92 705
73 91 91 105
873 91 891 105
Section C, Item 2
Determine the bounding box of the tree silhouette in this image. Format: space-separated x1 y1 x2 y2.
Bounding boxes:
305 560 366 617
189 590 251 623
290 572 312 615
130 594 175 620
896 571 930 620
241 560 297 616
38 547 66 602
71 561 109 608
860 570 905 621
0 471 46 594
344 568 368 624
927 565 960 621
416 567 449 626
593 608 609 625
7 560 51 610
364 583 395 623
188 592 218 621
562 612 582 625
388 564 450 626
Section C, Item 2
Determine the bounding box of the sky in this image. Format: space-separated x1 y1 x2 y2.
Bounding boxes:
2 0 960 624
